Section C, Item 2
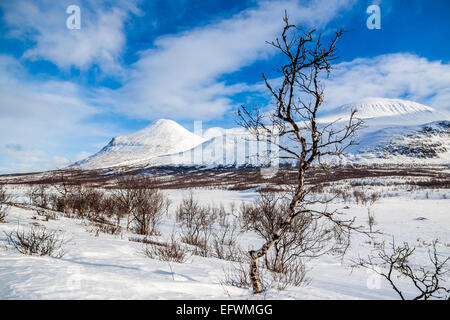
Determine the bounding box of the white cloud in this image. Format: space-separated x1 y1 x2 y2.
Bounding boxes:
110 0 355 120
323 53 450 111
2 147 71 173
0 0 140 73
0 0 356 123
0 55 120 173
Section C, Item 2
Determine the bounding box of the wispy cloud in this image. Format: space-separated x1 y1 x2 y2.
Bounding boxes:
109 0 356 121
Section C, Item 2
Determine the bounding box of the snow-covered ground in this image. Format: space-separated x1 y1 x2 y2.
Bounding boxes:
0 183 448 300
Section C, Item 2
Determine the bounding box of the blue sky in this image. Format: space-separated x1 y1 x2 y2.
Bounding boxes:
0 0 449 173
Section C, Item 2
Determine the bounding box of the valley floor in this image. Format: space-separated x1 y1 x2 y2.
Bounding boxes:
0 170 449 300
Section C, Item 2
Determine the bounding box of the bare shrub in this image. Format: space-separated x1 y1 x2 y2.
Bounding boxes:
330 187 351 203
353 189 380 206
355 239 449 300
212 221 242 262
54 172 75 215
50 172 106 218
367 207 377 233
112 176 140 230
48 181 116 222
100 195 126 227
84 188 105 218
5 227 66 257
90 220 121 235
239 193 282 236
49 193 65 212
86 214 110 225
0 184 12 222
142 235 188 263
177 193 216 249
35 208 59 221
223 262 253 289
175 192 202 224
267 263 309 291
191 244 210 258
112 177 170 235
131 187 166 235
223 259 307 292
28 184 50 209
352 190 365 204
214 203 230 228
241 193 342 275
68 183 103 218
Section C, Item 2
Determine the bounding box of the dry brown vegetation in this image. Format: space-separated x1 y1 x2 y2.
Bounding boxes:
2 165 449 193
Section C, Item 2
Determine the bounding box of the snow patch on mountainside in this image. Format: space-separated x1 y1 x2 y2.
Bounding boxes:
335 120 450 166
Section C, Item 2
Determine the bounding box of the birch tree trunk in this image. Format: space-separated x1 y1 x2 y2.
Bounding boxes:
249 172 305 293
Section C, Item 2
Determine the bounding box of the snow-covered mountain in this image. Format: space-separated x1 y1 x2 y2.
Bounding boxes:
337 120 450 166
72 98 450 169
318 98 450 165
320 97 435 121
71 119 206 169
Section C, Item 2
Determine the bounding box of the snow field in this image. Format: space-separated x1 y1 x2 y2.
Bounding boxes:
0 184 449 299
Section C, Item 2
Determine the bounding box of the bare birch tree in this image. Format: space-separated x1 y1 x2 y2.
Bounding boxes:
237 13 364 293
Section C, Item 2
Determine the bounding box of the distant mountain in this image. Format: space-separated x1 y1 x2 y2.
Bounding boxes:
71 119 205 169
338 120 450 166
71 98 450 169
320 97 435 120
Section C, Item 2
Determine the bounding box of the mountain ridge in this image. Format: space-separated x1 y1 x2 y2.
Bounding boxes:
71 98 450 169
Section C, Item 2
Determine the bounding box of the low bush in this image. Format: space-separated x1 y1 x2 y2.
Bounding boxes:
177 193 216 249
142 235 188 263
0 184 12 222
5 227 66 257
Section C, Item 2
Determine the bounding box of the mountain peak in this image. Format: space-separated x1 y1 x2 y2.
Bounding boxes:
138 118 185 132
320 97 435 122
120 118 195 143
348 97 434 117
152 118 179 126
71 118 205 169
